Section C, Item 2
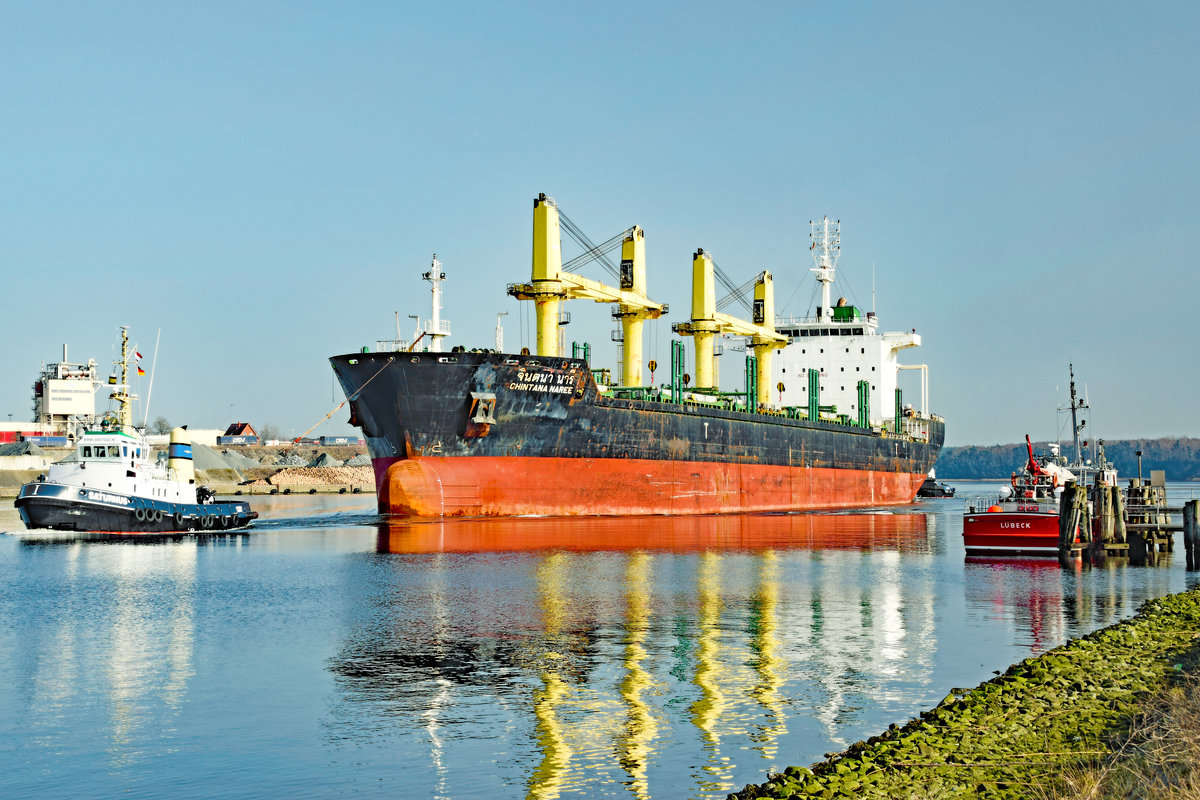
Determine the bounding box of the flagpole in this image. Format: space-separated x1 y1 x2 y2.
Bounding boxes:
141 329 162 428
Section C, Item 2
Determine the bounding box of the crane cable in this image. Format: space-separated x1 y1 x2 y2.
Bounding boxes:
558 209 627 282
293 357 394 443
562 227 629 273
711 259 755 315
716 272 759 313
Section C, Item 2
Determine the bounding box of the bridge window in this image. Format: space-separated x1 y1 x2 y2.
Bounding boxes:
81 446 92 458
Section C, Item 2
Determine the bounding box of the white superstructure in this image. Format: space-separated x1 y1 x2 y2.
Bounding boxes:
770 217 923 429
48 429 199 504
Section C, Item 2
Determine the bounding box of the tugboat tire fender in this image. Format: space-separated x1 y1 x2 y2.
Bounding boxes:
220 515 231 529
173 511 184 527
135 507 148 522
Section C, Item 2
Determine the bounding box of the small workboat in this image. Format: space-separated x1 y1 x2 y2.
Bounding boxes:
962 437 1076 556
14 327 257 534
962 366 1112 557
916 470 955 498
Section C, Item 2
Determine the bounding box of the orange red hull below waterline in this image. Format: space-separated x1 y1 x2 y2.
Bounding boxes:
370 456 928 517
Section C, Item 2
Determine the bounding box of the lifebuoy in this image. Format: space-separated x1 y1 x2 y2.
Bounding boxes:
135 507 148 522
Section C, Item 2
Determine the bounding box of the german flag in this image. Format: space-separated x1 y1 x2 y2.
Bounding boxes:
137 366 146 376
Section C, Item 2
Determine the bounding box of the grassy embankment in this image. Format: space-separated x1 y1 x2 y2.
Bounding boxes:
730 589 1200 800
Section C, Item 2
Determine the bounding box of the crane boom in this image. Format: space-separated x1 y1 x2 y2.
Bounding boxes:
507 194 666 386
673 249 786 404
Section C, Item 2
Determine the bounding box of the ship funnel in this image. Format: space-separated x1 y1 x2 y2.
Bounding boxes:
168 427 195 483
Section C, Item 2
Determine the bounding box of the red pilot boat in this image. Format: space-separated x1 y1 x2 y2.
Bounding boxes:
962 436 1076 556
963 367 1114 557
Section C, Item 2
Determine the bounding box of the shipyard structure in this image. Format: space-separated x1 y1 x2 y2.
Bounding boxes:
330 194 944 517
0 346 101 444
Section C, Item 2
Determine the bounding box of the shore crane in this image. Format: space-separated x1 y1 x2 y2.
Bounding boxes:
672 249 787 407
507 193 666 387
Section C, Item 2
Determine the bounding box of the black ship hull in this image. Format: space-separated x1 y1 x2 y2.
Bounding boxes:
330 351 944 517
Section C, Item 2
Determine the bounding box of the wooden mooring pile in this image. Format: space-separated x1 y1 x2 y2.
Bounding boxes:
1057 474 1200 568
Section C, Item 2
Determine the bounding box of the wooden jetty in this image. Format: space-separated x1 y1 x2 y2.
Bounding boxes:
1058 470 1198 567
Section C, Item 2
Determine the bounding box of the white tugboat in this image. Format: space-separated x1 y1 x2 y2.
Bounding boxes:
14 327 257 533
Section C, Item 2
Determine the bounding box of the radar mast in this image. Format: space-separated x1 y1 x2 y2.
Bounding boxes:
810 216 841 319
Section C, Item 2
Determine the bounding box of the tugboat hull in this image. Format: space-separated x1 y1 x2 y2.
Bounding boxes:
15 482 256 533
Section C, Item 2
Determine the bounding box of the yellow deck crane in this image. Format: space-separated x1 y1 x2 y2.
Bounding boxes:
507 193 667 387
672 249 787 408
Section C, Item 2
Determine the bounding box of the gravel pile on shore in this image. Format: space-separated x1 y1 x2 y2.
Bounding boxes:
252 466 374 486
345 453 371 466
0 442 44 456
274 453 308 467
308 453 343 468
191 443 240 471
221 449 261 469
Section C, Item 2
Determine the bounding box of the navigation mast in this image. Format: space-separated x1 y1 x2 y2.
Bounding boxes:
107 326 137 432
421 255 451 353
1065 363 1088 464
810 216 841 320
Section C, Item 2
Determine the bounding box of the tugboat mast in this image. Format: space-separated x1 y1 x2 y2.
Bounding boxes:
109 326 136 432
1066 363 1088 465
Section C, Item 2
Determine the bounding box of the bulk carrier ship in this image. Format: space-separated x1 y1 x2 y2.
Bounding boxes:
330 194 944 517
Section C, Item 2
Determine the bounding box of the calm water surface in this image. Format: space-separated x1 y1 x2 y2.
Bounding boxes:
2 484 1197 800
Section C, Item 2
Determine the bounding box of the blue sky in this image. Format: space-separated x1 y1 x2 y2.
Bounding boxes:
2 1 1196 446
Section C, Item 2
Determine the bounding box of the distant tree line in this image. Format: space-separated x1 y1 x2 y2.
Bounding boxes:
935 437 1200 481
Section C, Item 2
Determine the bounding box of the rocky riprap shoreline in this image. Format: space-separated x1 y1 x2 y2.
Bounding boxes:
730 590 1200 800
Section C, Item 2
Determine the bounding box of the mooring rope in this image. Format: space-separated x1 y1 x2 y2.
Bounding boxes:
292 357 394 442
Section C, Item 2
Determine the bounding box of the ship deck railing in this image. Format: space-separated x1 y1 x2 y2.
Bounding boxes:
600 386 941 441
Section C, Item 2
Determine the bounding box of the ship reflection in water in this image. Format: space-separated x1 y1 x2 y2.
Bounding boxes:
374 511 933 554
330 512 942 798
